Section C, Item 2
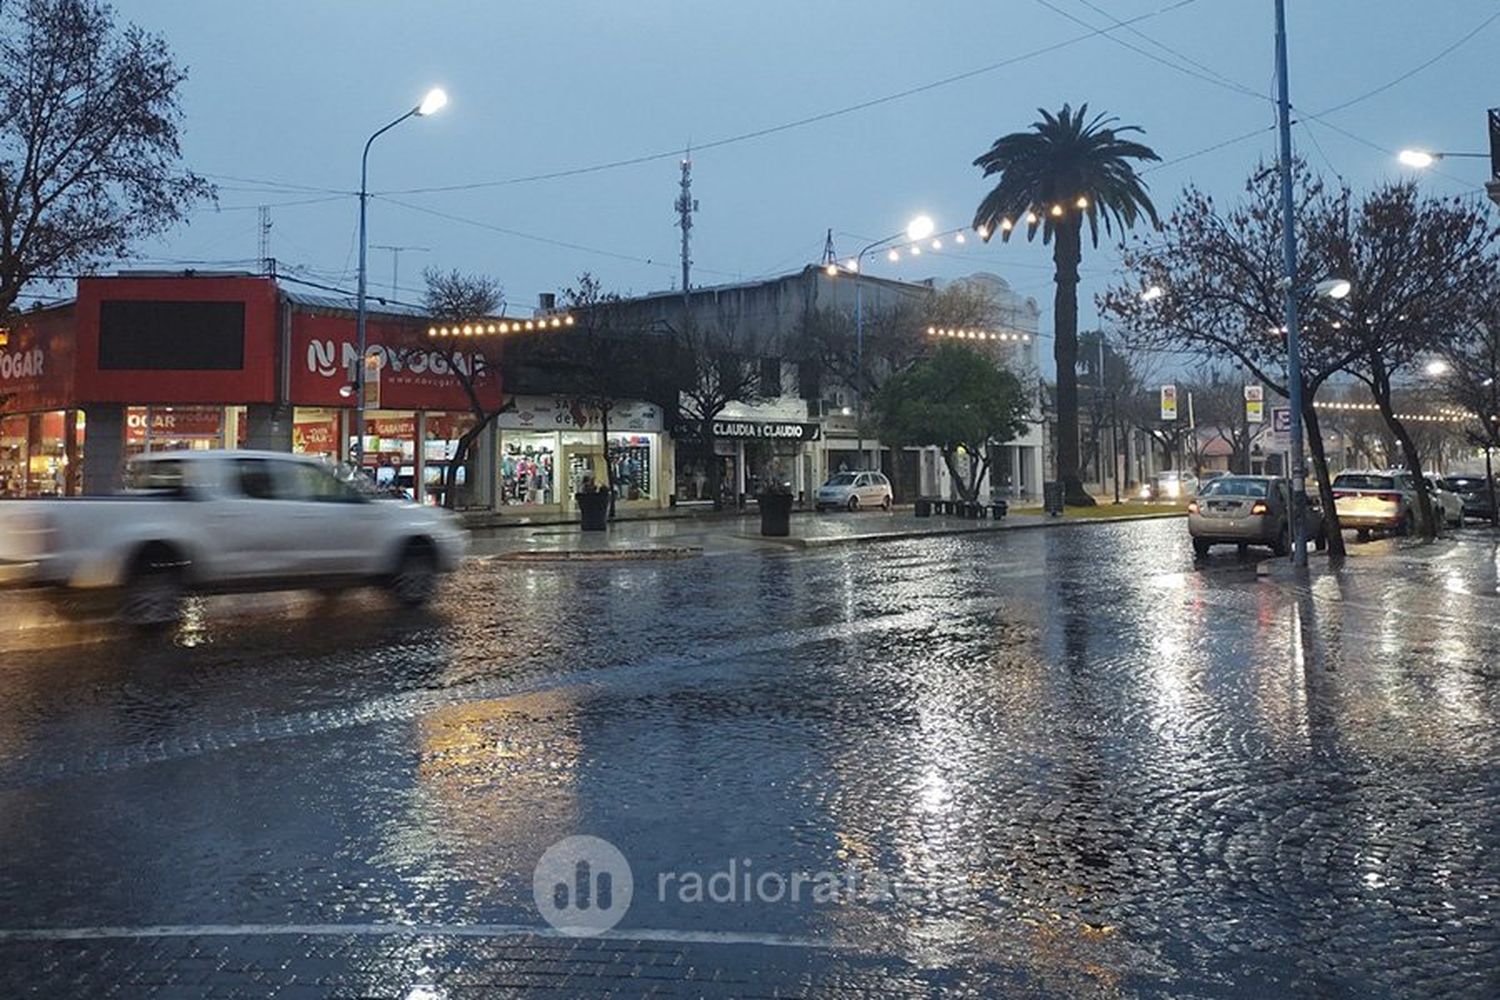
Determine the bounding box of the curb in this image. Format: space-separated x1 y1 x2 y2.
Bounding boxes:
738 511 1189 549
489 546 703 563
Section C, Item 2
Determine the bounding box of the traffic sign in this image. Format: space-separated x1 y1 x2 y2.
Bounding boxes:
1160 384 1178 421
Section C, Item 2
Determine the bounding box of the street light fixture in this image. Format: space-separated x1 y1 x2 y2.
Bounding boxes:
1397 148 1486 169
352 86 448 470
1314 278 1351 300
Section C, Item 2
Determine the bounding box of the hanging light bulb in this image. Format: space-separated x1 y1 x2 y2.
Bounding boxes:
1025 211 1038 225
887 249 900 262
1001 219 1014 232
1049 204 1064 217
1075 196 1089 209
955 232 966 244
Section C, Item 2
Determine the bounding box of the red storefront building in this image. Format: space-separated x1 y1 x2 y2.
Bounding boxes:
0 273 502 503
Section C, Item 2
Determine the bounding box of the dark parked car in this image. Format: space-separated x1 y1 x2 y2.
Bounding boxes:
1442 475 1497 521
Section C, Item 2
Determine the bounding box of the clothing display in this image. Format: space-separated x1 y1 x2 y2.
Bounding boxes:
608 437 652 501
501 443 555 505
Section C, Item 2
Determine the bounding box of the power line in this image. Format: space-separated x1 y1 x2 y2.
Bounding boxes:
373 195 744 278
374 0 1202 197
1313 8 1500 118
1032 0 1269 105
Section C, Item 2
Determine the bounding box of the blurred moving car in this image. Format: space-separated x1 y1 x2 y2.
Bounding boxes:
815 471 893 511
1423 474 1467 528
1140 469 1200 501
1441 474 1496 522
1331 470 1417 538
0 451 468 628
1188 475 1324 556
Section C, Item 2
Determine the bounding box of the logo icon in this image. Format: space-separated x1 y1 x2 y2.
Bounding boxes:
533 835 633 936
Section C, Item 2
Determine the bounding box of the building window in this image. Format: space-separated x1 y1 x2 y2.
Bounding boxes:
759 356 782 397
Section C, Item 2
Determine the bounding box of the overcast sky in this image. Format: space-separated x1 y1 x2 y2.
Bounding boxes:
104 0 1497 356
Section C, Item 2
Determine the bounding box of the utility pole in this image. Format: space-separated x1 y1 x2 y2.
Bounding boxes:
1274 0 1309 567
257 206 274 276
675 150 697 307
371 245 429 300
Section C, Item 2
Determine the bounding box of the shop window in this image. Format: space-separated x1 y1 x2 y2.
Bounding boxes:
0 415 27 497
608 434 653 501
500 432 556 506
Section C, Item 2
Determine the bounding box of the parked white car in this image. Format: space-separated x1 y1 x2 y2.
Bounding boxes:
814 471 893 512
1332 470 1417 538
1423 474 1467 528
0 451 469 628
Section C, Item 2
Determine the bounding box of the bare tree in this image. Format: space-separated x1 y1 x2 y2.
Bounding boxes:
1323 183 1496 537
1102 164 1366 555
0 0 213 314
557 274 663 507
419 268 506 509
667 317 769 509
1439 279 1500 525
798 281 1012 498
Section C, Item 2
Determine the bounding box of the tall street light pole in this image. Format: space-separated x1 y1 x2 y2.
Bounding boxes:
831 214 935 470
1273 0 1310 568
353 87 448 470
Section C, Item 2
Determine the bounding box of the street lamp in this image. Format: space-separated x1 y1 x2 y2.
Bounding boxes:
352 87 448 470
1397 148 1486 169
830 214 935 470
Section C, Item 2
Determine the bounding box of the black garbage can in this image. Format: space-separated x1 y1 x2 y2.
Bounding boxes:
1042 481 1065 516
990 499 1009 519
576 491 611 531
758 492 794 536
915 497 933 518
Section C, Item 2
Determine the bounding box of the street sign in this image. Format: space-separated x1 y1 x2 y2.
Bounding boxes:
1160 384 1178 421
363 353 382 409
1268 406 1292 448
1244 385 1263 402
1246 399 1264 424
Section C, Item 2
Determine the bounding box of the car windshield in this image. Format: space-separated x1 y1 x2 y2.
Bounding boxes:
1199 477 1268 498
825 474 857 486
1444 477 1486 490
1334 474 1394 490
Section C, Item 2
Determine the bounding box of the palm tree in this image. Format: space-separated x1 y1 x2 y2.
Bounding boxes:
973 104 1159 506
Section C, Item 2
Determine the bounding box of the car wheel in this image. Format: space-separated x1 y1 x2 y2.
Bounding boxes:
119 545 187 632
1192 538 1211 558
1397 511 1415 537
387 540 438 609
1356 528 1371 542
881 495 892 511
847 496 860 512
1314 530 1328 552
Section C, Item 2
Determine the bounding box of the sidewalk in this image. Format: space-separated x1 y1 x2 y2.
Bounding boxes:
469 507 1187 560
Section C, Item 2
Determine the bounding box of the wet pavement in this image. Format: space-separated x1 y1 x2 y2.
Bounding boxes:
0 520 1497 997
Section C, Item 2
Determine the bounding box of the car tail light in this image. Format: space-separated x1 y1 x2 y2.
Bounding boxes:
1250 500 1268 515
1187 501 1199 514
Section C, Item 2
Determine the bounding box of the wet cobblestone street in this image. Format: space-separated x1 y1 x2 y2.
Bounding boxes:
1 520 1497 997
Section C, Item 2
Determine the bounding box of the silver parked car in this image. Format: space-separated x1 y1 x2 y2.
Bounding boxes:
1423 474 1466 528
814 471 893 512
1188 475 1326 557
1332 470 1417 539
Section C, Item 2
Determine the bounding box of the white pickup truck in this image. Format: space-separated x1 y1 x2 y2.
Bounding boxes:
0 450 469 628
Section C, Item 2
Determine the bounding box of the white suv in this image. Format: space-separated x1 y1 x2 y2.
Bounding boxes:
815 471 893 512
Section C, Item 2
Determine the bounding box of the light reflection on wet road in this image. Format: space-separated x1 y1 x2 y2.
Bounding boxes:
0 521 1498 997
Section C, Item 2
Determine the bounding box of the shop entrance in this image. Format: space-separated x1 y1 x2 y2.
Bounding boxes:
563 444 605 511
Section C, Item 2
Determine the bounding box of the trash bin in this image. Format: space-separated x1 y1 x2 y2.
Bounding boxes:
990 499 1009 519
915 497 932 518
1042 481 1065 516
576 491 611 531
758 492 794 536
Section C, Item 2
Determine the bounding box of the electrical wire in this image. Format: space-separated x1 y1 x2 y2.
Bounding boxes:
375 0 1202 197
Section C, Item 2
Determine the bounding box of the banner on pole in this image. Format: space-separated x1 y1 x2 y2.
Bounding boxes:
1160 384 1178 421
